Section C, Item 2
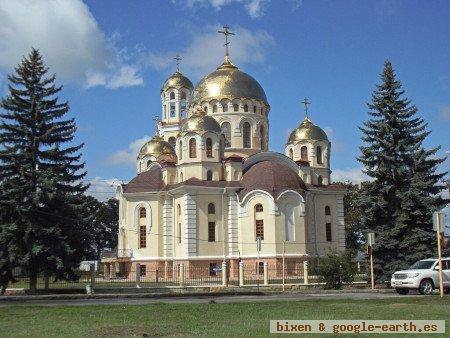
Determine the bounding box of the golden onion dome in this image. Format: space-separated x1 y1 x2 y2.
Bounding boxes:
191 56 268 106
138 135 176 161
288 117 329 143
180 107 221 134
161 71 193 92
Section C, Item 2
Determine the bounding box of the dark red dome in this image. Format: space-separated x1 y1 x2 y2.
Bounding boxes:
238 160 307 200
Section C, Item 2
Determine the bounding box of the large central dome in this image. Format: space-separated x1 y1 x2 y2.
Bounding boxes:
192 56 268 105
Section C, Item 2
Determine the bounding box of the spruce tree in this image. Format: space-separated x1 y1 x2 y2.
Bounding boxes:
358 61 447 282
0 49 88 292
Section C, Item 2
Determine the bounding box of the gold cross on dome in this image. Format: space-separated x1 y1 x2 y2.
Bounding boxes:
174 54 182 72
301 97 311 118
218 25 235 56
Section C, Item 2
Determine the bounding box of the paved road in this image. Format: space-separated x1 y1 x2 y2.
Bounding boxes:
0 292 423 307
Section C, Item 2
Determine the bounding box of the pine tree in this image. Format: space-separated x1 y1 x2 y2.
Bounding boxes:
358 61 447 282
0 49 88 293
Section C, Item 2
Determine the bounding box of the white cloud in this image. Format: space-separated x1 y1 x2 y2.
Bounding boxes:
0 0 143 89
438 106 450 121
331 167 370 184
144 25 274 78
106 135 151 167
85 177 121 201
181 0 268 18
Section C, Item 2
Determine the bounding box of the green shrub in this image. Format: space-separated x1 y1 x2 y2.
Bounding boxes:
316 249 356 289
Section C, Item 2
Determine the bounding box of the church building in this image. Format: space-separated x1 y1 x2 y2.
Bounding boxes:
104 28 346 278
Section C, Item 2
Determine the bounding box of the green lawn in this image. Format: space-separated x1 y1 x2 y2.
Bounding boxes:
0 297 449 337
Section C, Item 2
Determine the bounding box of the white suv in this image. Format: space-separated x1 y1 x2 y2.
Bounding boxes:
390 258 450 295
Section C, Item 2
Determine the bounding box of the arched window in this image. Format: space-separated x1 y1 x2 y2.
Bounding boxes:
206 138 213 158
244 104 248 112
243 122 251 148
253 106 256 114
255 204 263 212
285 204 295 241
139 207 146 218
189 138 196 158
221 122 231 148
318 176 323 186
179 141 183 160
180 92 186 100
233 103 239 112
170 92 175 100
147 160 152 168
206 170 213 181
317 146 323 164
301 146 308 160
180 172 183 182
213 104 217 113
208 203 215 214
168 137 176 148
325 205 331 216
222 102 228 112
289 148 293 159
260 125 265 150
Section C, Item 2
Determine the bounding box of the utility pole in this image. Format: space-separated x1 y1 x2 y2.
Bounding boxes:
367 233 375 290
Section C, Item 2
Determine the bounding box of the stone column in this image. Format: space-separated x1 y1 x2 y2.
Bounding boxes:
163 197 173 258
222 261 227 287
263 262 269 286
184 194 197 257
239 261 244 287
135 263 141 288
104 263 110 280
179 263 185 286
303 260 309 285
227 193 239 256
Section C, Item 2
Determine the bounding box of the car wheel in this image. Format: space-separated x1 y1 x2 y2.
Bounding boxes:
395 288 409 295
418 279 434 295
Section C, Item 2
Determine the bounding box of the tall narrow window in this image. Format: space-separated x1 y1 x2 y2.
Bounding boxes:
180 92 186 100
243 122 251 148
139 207 146 218
244 104 248 112
289 148 293 159
221 122 231 148
170 92 175 100
233 103 239 112
207 170 213 181
170 103 176 117
208 222 216 242
139 225 147 248
189 138 196 158
213 104 217 113
179 141 182 160
325 206 331 216
318 176 323 186
285 204 295 241
168 137 176 148
222 102 228 112
326 223 332 242
255 204 263 212
147 160 152 168
260 126 265 150
317 146 323 164
253 106 256 114
177 204 181 244
301 146 308 160
255 220 264 240
208 203 215 214
140 265 146 276
180 172 183 182
206 138 213 158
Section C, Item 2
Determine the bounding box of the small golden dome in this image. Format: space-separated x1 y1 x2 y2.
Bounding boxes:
138 135 176 161
161 71 193 92
180 107 221 134
191 56 268 106
288 117 329 143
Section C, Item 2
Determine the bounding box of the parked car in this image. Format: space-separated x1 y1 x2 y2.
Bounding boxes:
391 258 450 295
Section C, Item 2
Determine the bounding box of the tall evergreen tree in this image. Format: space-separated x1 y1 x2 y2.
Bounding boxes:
358 61 447 281
0 49 88 292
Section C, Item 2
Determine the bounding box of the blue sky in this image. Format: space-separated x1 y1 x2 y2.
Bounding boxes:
0 0 449 209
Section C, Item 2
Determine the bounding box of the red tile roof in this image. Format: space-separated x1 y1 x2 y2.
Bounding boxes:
122 166 165 193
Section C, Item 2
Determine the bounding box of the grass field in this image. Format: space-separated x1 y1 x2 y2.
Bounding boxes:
1 297 449 337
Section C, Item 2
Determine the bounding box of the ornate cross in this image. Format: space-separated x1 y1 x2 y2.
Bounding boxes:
301 97 311 118
218 25 235 56
174 54 181 72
